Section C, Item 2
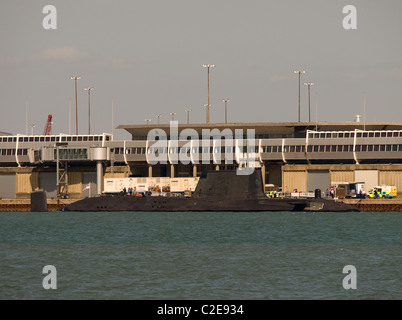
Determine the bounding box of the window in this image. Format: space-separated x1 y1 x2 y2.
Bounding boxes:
313 145 319 152
290 146 295 152
296 146 301 152
374 145 379 152
325 145 331 152
331 145 336 152
380 145 386 152
337 145 343 152
272 146 278 153
361 145 367 152
386 145 391 152
392 145 398 152
368 145 373 152
319 145 325 152
355 145 361 152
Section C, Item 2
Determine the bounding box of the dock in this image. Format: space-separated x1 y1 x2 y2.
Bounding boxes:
0 198 77 212
338 198 402 212
1 197 402 212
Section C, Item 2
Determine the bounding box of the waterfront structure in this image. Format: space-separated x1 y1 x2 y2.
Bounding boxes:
1 121 402 200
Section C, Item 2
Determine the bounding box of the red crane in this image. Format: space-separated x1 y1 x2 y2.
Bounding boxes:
43 114 52 135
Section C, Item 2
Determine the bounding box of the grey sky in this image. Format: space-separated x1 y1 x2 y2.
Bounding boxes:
1 0 401 139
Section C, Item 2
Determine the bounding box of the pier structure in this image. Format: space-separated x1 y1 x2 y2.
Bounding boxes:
2 121 402 210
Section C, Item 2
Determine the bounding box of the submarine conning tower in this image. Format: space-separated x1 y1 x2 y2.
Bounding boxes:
193 168 266 199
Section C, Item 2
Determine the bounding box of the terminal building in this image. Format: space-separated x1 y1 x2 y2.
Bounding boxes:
1 121 402 200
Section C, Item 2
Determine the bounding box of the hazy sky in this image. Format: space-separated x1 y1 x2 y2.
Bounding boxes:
1 0 402 139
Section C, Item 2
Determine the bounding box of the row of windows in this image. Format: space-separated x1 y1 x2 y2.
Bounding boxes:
0 149 28 156
308 131 402 139
113 144 402 155
53 148 88 160
114 146 259 155
0 135 108 143
114 147 146 155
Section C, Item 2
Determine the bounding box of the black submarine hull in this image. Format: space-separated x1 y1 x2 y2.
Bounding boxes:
60 169 360 212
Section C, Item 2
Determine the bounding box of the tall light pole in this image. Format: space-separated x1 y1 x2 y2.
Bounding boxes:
222 98 229 123
202 64 214 124
145 119 151 125
293 70 305 122
156 114 162 125
170 112 176 121
84 87 94 134
304 82 314 122
71 76 81 135
29 124 35 135
185 109 191 124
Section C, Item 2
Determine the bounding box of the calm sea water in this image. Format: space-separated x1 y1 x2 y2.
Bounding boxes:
0 211 401 300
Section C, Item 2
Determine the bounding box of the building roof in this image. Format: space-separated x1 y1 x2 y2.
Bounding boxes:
117 121 402 139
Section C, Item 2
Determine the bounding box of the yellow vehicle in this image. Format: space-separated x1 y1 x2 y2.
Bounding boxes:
367 186 397 198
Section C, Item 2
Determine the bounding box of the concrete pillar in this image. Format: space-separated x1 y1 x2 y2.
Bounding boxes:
193 164 197 177
170 164 175 178
96 160 103 195
261 162 266 186
148 165 152 178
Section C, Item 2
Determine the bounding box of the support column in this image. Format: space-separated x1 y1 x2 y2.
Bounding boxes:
170 164 175 178
193 164 197 177
261 162 266 186
148 165 152 178
96 160 103 195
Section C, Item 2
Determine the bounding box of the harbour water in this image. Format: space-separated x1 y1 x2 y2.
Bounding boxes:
0 211 401 300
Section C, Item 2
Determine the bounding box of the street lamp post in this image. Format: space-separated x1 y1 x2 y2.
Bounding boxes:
304 82 314 122
156 114 162 125
29 124 35 135
170 112 176 121
71 76 81 135
293 70 305 122
185 109 191 124
84 87 94 134
222 98 229 123
202 64 214 124
145 119 151 125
